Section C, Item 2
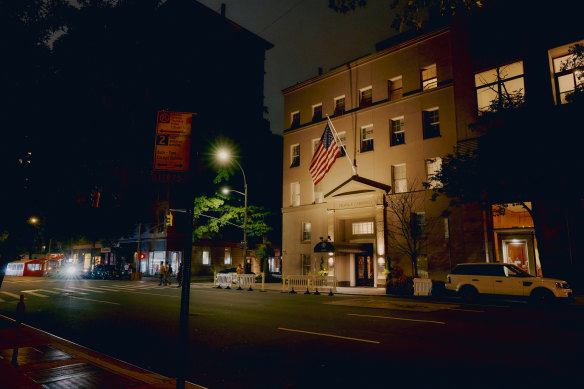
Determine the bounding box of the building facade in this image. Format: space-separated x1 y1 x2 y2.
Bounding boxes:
282 5 584 288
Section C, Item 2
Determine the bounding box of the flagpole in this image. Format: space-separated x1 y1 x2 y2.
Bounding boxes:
326 115 356 176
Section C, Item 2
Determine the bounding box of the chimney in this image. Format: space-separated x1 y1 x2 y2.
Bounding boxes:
221 3 226 17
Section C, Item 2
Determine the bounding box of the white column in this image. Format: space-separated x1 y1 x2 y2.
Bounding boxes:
349 253 356 286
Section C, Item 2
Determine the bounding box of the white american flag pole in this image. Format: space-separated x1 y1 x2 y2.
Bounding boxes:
326 115 356 176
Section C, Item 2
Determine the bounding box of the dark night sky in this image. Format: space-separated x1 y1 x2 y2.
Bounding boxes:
197 0 398 135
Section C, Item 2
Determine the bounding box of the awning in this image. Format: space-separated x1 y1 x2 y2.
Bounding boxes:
314 241 373 254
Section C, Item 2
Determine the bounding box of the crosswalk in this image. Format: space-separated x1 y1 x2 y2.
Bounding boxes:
0 283 209 303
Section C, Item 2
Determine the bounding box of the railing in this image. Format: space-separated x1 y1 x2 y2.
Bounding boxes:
283 275 337 293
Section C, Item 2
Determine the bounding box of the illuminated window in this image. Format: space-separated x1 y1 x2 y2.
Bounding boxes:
291 182 300 207
475 61 525 113
423 108 440 139
421 65 437 90
392 164 407 193
312 138 320 155
27 263 41 271
359 86 372 107
301 254 311 275
312 104 322 121
290 144 300 167
202 249 210 265
291 111 300 128
390 117 405 146
426 157 442 188
302 222 311 241
352 222 374 235
334 96 345 116
224 247 231 265
388 76 403 100
553 52 583 104
338 131 346 157
360 125 374 152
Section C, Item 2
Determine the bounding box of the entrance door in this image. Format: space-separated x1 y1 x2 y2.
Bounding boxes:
355 254 374 286
505 241 528 273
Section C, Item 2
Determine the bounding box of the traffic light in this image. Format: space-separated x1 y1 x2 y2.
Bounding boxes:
165 211 173 227
138 252 146 260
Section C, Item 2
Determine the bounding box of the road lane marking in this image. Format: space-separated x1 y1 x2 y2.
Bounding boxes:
67 296 120 305
1 291 23 299
92 287 124 291
68 287 104 294
348 313 445 325
21 290 49 298
54 288 88 295
121 290 181 298
448 308 485 313
278 327 380 344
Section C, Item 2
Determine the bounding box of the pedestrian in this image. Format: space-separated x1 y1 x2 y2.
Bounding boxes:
167 263 173 286
236 264 243 275
176 262 183 288
159 261 166 286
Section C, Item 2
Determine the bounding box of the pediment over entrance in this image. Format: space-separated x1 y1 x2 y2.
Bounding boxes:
325 175 391 198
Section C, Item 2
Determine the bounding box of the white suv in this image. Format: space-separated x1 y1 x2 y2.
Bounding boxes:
446 263 573 304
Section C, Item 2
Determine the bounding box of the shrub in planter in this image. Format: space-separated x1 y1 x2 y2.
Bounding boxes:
385 265 414 295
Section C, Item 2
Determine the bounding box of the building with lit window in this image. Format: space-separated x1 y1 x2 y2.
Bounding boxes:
281 2 584 289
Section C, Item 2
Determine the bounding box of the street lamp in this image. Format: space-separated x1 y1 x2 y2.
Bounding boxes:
28 216 39 260
216 148 248 273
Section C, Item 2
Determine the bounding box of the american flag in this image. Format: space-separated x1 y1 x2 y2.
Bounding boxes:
309 123 341 185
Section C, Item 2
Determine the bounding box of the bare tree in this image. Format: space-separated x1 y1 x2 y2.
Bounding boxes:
385 180 439 277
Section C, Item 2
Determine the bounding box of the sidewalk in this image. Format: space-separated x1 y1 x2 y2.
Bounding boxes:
0 314 204 389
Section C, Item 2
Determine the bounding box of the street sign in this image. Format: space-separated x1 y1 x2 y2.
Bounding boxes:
153 111 196 172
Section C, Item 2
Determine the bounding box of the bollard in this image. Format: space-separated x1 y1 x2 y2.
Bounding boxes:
213 271 217 288
260 272 266 292
12 295 25 365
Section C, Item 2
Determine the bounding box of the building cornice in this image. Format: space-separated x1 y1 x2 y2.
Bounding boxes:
282 27 450 95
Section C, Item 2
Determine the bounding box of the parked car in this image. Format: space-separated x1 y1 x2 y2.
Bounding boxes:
92 264 120 280
446 263 573 304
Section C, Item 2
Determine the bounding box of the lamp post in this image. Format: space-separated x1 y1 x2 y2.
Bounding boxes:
217 148 248 273
28 217 39 260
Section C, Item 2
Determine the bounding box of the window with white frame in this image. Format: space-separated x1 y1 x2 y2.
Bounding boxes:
302 222 311 241
312 138 320 155
475 61 525 113
224 247 232 265
390 116 405 146
360 125 374 152
426 157 442 188
553 52 583 104
388 76 403 100
202 249 210 265
337 131 346 157
291 181 300 207
291 111 300 128
301 254 311 275
392 164 407 193
290 144 300 167
352 221 374 235
422 65 437 90
360 86 372 107
423 108 440 139
312 103 323 121
334 96 345 116
313 182 323 204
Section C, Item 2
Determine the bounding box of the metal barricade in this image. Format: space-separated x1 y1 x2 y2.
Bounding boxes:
284 275 337 293
216 273 235 288
413 278 432 296
235 274 256 289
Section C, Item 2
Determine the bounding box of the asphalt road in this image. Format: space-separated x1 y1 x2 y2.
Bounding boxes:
1 276 584 388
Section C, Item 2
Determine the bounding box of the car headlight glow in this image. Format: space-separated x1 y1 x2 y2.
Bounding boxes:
555 282 570 289
66 267 76 275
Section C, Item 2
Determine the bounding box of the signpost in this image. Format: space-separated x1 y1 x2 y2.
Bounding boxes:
152 110 196 389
